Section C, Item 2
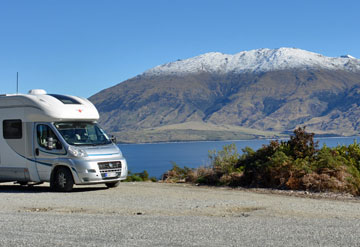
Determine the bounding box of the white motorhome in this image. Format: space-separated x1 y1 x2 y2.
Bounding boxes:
0 89 128 191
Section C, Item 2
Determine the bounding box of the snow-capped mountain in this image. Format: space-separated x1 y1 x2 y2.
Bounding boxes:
144 48 360 76
90 47 360 143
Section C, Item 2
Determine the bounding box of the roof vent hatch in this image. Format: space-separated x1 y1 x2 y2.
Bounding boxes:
28 89 47 95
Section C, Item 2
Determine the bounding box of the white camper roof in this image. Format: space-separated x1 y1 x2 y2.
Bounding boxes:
0 89 99 122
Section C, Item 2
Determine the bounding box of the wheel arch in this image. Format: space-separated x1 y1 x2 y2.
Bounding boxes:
50 163 81 185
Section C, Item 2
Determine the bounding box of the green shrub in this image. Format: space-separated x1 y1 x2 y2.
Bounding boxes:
150 177 158 182
288 126 318 160
138 170 149 180
239 140 281 187
162 162 194 183
124 170 156 182
209 143 240 175
194 166 218 185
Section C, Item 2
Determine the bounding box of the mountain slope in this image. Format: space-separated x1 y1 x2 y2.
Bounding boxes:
89 48 360 143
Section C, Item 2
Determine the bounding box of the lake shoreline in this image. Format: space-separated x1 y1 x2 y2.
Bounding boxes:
117 134 355 145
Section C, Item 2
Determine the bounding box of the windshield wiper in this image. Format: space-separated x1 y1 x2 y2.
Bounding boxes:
69 141 111 146
95 141 112 146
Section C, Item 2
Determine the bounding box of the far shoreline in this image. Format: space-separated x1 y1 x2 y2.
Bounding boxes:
116 133 353 145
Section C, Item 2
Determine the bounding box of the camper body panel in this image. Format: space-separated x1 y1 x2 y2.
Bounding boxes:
0 107 37 182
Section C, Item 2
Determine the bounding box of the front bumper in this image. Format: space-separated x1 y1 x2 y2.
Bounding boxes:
70 158 128 185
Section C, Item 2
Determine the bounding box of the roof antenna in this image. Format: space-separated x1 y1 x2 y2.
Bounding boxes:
16 72 19 94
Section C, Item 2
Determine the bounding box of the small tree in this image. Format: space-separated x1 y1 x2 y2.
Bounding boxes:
288 126 318 160
209 143 240 175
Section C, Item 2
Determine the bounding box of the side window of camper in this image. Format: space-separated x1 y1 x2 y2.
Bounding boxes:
3 119 22 139
37 125 62 150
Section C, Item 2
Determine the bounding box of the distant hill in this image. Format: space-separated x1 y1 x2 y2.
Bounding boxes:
89 48 360 143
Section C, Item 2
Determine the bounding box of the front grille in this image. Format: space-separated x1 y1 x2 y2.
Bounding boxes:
98 161 122 179
98 161 122 170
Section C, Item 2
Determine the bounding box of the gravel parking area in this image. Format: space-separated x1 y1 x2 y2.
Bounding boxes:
0 182 359 246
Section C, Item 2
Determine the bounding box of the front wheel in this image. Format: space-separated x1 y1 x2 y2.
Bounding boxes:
51 167 74 192
105 181 120 188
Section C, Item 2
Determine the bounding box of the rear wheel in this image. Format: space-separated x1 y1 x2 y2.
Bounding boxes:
105 181 120 188
51 167 74 192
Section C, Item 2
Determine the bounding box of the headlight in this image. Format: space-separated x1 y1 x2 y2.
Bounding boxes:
68 146 88 157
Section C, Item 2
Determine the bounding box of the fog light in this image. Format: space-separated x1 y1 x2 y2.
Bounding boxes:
87 169 96 173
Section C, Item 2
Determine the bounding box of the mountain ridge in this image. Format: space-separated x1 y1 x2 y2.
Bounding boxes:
144 48 360 77
90 48 360 143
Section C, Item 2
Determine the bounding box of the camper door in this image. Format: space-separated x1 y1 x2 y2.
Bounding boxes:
34 123 66 180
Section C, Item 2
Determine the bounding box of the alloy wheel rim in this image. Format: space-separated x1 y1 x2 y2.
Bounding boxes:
58 172 66 188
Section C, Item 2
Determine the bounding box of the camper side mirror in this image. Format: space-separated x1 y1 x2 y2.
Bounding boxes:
46 137 54 150
111 135 117 144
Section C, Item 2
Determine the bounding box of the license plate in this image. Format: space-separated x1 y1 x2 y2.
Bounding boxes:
105 172 117 178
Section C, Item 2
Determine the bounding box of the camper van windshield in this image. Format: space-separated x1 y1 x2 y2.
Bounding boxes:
54 122 112 146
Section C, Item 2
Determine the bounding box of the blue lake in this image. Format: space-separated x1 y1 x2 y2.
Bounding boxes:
118 137 360 178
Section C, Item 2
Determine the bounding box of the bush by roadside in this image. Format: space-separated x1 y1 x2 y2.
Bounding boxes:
162 127 360 196
124 170 157 182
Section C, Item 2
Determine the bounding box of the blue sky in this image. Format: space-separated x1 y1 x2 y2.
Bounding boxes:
1 0 359 98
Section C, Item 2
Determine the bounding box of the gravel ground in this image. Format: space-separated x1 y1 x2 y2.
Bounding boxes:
0 182 359 246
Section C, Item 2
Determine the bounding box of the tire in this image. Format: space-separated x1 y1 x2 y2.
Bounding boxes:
51 167 74 192
105 181 120 188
